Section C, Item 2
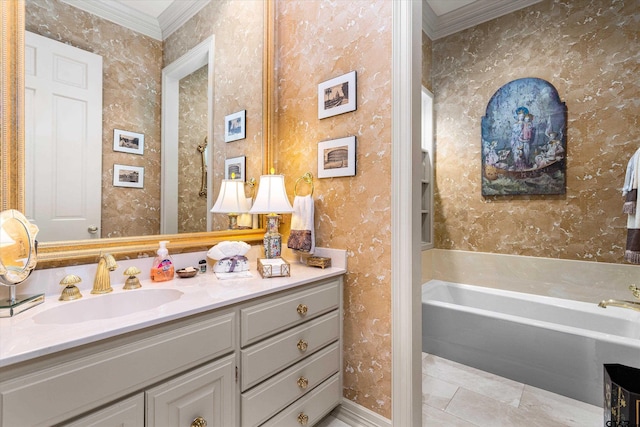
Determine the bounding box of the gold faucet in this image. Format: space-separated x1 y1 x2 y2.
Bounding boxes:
598 285 640 312
92 253 118 294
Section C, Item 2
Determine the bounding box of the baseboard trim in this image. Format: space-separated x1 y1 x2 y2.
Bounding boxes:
331 399 392 427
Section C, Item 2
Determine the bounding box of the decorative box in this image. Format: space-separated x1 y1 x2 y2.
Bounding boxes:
257 258 290 278
306 256 331 269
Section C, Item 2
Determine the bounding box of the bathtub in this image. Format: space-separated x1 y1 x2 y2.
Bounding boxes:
422 279 640 406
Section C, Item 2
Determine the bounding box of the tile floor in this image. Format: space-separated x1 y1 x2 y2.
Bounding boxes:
318 353 603 427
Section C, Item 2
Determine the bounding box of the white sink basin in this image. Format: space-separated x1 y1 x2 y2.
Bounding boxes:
33 289 183 325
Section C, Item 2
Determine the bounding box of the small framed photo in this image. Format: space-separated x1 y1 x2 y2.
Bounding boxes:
318 71 356 119
113 129 144 155
224 110 246 143
318 136 356 178
113 164 144 188
225 156 246 181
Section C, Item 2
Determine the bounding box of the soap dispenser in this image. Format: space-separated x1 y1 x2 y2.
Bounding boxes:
150 240 175 282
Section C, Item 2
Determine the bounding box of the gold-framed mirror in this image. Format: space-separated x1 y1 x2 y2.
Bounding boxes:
0 0 274 268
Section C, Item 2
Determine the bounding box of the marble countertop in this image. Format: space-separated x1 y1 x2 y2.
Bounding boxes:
0 248 346 368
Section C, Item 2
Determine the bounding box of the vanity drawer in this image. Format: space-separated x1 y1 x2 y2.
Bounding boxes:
241 310 339 391
241 342 339 427
240 279 340 347
261 373 341 427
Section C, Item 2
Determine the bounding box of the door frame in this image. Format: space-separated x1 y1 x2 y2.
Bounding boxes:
391 1 422 425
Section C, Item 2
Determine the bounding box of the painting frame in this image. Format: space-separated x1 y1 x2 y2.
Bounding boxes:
113 129 144 155
318 71 357 119
225 155 246 181
224 110 246 143
318 136 356 178
113 164 144 188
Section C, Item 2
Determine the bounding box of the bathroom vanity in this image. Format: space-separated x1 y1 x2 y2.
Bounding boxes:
0 253 345 427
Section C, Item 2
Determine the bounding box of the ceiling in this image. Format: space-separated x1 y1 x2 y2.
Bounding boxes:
63 0 543 41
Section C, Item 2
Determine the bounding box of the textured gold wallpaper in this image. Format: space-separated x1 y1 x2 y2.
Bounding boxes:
275 0 393 418
26 0 163 238
432 0 639 264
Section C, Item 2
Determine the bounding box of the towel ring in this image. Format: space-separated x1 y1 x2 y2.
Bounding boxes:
294 172 314 196
245 177 256 198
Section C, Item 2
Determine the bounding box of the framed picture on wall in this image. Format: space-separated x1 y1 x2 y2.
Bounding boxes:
224 110 246 143
317 136 356 178
113 129 144 155
318 71 357 119
225 156 246 181
113 164 144 188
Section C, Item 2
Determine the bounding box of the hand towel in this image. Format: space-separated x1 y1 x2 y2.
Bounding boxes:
624 148 640 263
287 195 315 253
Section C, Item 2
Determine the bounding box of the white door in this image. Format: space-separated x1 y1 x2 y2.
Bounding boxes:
24 31 103 242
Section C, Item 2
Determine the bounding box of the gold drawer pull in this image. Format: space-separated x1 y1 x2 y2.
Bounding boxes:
297 413 309 425
296 303 308 315
297 339 308 352
297 376 309 389
191 416 207 427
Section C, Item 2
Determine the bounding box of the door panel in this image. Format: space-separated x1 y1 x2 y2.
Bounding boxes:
25 31 103 241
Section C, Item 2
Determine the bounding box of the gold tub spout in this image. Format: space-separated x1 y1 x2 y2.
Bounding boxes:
92 253 118 294
597 299 640 312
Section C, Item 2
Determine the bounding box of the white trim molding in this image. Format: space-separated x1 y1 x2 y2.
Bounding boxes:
422 0 543 40
392 0 422 426
332 399 392 427
60 0 210 41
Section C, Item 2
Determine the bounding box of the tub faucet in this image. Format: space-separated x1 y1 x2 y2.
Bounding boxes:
92 253 118 294
598 285 640 312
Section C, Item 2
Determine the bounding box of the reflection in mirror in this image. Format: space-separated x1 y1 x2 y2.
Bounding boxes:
0 0 272 268
0 209 44 317
24 0 265 242
162 37 213 235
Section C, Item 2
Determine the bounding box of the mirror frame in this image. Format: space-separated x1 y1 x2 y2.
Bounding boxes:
1 0 274 268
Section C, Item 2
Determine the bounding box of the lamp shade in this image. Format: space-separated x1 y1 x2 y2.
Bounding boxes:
249 174 294 214
210 180 250 213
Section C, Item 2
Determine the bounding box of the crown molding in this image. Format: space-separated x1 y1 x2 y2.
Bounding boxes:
60 0 211 41
422 0 543 40
159 0 210 40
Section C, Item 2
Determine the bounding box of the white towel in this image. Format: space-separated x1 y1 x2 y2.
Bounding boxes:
624 149 640 263
287 195 315 253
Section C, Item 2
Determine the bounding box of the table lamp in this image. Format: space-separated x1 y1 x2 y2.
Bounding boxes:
249 173 293 258
210 178 251 229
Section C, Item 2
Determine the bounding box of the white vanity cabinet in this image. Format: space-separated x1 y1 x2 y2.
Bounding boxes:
0 310 237 427
64 394 145 427
66 354 236 427
240 277 343 427
146 354 236 427
0 271 344 427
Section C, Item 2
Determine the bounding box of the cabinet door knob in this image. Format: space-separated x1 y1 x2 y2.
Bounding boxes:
296 303 308 315
296 339 308 352
297 376 309 389
190 416 207 427
297 412 309 425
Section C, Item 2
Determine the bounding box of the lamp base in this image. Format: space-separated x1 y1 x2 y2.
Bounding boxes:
227 213 239 229
263 214 282 258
